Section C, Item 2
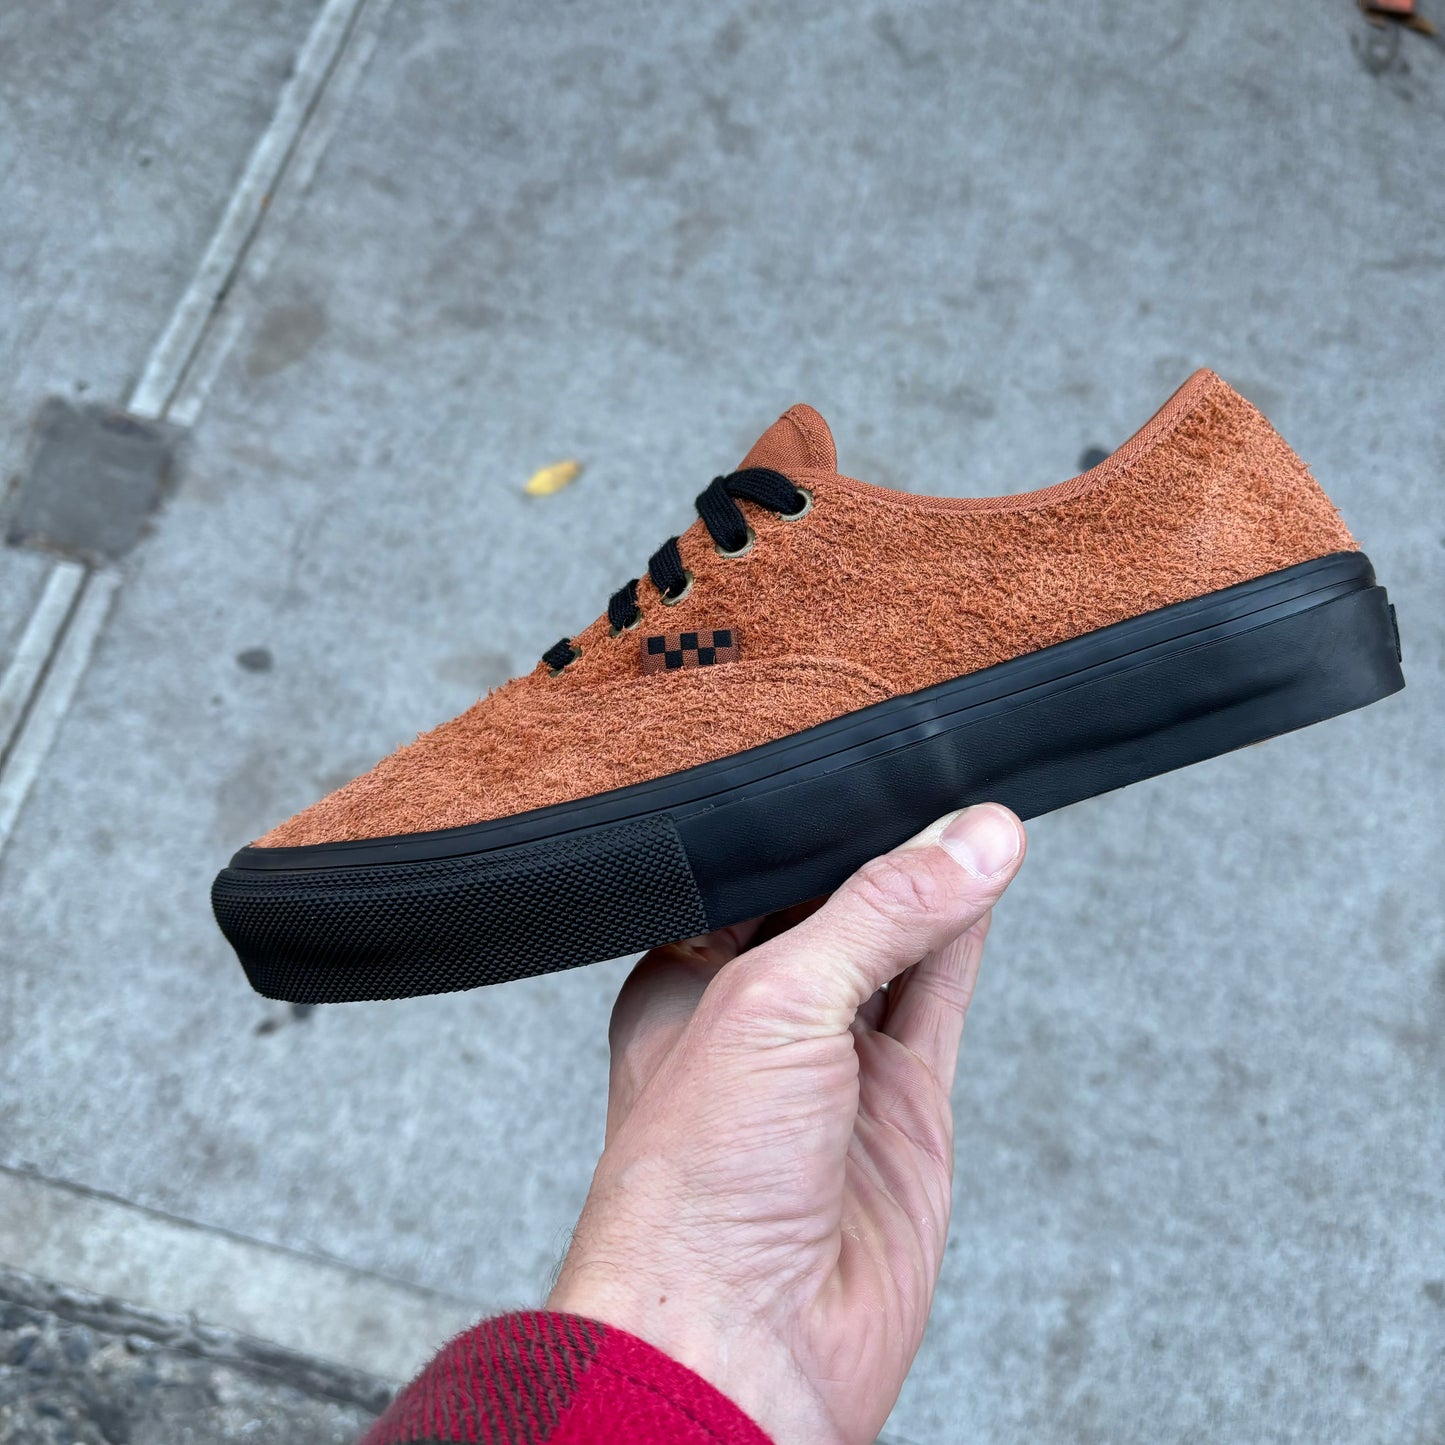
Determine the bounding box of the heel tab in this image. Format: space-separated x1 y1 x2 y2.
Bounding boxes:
1161 366 1228 415
1184 370 1299 443
1161 369 1280 429
1171 370 1359 553
1156 368 1302 462
1180 365 1226 396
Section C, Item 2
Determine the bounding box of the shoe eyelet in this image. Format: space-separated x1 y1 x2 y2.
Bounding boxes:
548 643 581 677
660 569 695 606
779 487 813 522
609 614 642 638
714 525 756 560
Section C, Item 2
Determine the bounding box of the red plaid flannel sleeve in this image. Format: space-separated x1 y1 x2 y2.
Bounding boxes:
359 1310 773 1445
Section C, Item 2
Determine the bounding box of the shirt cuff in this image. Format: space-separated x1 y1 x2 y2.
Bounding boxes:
359 1309 775 1445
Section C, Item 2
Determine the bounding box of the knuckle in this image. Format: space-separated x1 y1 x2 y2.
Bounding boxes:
713 966 774 1019
700 955 822 1045
701 961 778 1031
849 852 951 929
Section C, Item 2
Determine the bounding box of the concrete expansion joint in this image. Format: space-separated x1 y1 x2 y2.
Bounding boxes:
0 0 392 864
0 1264 394 1415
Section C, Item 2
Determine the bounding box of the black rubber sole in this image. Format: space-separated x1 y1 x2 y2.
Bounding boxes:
214 552 1404 1003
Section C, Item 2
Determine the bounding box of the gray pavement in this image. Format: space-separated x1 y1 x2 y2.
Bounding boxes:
0 551 50 678
0 1267 382 1444
1 2 1442 1442
0 0 324 485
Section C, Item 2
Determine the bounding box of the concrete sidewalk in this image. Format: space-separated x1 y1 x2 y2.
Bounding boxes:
2 2 1442 1441
0 1264 382 1443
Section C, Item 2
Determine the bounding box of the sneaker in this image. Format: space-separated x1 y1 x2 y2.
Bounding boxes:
213 370 1404 1002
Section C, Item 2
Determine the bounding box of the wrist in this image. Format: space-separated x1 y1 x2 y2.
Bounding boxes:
549 1241 834 1445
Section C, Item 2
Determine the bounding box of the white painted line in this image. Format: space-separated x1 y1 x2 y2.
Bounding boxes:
165 308 248 431
0 568 118 848
128 0 371 420
168 0 395 429
0 0 392 855
0 559 87 762
0 1167 480 1383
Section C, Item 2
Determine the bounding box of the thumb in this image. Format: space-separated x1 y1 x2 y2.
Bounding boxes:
708 804 1025 1042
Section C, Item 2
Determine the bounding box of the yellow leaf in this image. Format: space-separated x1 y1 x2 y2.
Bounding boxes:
523 459 583 496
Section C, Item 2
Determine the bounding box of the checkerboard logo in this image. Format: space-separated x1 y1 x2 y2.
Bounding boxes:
641 628 740 675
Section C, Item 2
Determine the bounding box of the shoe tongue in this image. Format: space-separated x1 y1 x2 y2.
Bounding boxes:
738 404 837 474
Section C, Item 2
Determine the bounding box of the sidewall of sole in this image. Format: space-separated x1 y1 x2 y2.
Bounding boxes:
682 585 1403 926
214 570 1404 1001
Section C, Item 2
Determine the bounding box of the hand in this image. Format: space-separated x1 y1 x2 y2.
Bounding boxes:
548 804 1026 1445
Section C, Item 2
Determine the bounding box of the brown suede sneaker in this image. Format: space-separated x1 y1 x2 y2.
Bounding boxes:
214 371 1404 1002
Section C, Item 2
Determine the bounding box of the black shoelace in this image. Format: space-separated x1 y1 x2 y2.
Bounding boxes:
541 466 809 672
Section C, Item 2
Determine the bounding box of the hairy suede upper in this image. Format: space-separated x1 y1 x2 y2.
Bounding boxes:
255 371 1355 848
